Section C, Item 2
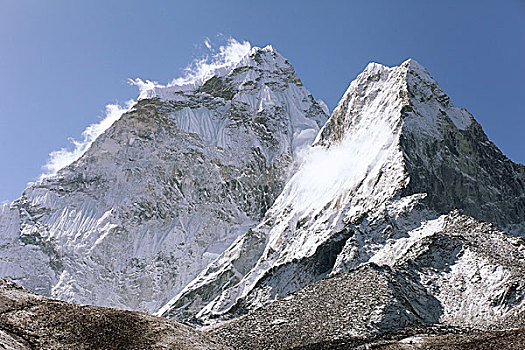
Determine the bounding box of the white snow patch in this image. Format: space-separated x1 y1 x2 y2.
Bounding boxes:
204 37 213 51
399 336 425 344
271 318 288 325
448 108 472 130
316 99 330 115
369 216 446 266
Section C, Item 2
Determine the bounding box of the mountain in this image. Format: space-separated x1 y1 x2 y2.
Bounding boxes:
159 59 525 327
0 45 328 313
1 44 524 349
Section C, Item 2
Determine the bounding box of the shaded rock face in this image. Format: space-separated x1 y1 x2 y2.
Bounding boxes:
317 60 525 230
161 59 525 327
399 68 525 231
0 279 229 350
0 46 328 313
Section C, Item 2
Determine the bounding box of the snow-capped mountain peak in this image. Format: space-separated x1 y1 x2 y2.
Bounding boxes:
316 58 471 146
0 42 328 314
159 58 524 325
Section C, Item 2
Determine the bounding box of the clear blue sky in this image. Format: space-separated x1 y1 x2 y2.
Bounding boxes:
1 0 524 202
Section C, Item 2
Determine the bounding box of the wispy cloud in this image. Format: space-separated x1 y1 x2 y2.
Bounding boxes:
40 100 135 180
130 37 251 99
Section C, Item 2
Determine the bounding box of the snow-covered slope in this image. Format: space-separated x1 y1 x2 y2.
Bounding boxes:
0 45 328 313
159 59 525 325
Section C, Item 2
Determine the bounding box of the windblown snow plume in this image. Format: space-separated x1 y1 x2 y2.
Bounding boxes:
40 100 134 180
131 37 251 99
290 117 394 215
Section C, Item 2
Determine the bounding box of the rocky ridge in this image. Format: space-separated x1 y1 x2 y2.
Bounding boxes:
208 211 525 349
1 277 524 350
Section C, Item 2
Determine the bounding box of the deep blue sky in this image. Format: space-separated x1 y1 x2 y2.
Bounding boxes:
1 1 524 201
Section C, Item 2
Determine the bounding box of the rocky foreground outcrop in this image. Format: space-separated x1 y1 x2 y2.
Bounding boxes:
0 279 229 350
1 277 524 349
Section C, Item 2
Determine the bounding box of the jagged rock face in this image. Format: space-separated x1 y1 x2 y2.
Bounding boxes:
157 59 411 323
160 59 525 326
0 46 328 313
370 211 525 329
317 60 525 230
399 66 525 231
